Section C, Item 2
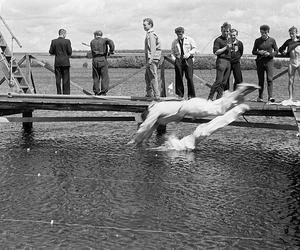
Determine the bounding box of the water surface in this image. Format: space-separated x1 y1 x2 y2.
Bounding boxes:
0 118 300 249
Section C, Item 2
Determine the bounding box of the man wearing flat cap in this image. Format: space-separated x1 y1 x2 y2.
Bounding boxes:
252 24 278 102
90 30 115 95
171 26 197 99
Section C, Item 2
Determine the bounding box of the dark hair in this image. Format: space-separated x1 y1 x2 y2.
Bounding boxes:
143 18 153 27
289 26 298 33
175 26 184 34
221 22 231 29
94 30 103 36
260 25 270 32
58 29 66 35
230 28 238 35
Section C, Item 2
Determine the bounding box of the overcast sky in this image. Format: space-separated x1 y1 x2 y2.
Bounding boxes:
0 0 299 54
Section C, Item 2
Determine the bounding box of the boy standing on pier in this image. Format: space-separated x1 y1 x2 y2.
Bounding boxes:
225 28 243 91
279 26 300 104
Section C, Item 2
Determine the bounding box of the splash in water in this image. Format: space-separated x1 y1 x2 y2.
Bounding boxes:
153 103 249 151
129 83 259 150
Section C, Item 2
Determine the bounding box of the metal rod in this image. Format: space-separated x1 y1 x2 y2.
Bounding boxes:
0 15 22 48
10 36 13 87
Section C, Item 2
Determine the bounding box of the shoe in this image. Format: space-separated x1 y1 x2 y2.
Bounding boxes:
257 97 263 102
269 98 275 103
95 92 107 96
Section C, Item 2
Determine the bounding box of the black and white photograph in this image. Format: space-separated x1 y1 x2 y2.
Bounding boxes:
0 0 300 249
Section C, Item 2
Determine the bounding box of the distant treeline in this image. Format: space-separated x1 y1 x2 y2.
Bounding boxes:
28 54 289 70
105 55 289 70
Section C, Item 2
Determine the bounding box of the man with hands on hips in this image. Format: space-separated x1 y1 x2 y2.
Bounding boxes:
171 26 197 99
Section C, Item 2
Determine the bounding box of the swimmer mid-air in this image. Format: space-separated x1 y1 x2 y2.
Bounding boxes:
129 83 260 149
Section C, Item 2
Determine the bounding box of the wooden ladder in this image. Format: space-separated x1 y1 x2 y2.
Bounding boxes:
0 30 32 93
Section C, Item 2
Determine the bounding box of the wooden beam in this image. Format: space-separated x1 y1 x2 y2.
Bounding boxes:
181 118 297 131
0 116 137 123
160 58 166 97
292 107 300 133
273 68 288 81
22 111 32 132
0 115 296 131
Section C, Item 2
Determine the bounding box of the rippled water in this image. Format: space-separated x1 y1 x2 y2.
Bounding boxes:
0 115 299 249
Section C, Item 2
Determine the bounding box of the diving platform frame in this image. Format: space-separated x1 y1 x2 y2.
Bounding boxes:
0 52 299 134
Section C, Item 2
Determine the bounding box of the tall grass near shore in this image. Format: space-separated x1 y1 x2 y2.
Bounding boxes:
106 55 289 70
19 52 289 70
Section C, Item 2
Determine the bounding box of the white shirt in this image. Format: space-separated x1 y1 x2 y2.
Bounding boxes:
171 35 197 60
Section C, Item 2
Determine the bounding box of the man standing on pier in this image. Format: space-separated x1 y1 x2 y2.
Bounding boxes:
208 22 232 100
143 17 161 99
171 26 197 99
252 25 278 102
90 30 115 96
49 29 72 95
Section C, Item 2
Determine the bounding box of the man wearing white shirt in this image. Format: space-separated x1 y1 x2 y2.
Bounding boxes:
171 26 197 99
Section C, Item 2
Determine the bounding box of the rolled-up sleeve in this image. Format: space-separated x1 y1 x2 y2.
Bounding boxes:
189 37 197 55
171 40 176 61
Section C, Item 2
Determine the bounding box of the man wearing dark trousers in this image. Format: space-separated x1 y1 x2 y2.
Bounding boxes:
208 22 231 100
252 24 278 102
90 30 115 95
225 28 243 91
171 26 197 99
49 29 72 94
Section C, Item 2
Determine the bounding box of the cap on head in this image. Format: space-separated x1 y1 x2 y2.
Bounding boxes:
260 24 270 32
175 26 184 34
94 30 103 36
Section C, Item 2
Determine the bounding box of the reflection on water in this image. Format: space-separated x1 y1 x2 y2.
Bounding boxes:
0 120 300 249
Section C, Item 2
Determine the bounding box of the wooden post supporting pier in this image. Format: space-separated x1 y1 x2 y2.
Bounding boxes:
156 57 167 135
22 111 33 132
292 108 300 136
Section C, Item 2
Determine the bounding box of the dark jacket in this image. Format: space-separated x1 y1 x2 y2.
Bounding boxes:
49 37 72 67
230 40 243 64
252 36 278 61
213 35 231 60
90 37 115 59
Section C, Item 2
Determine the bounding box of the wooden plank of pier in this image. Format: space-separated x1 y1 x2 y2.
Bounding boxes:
0 93 298 133
0 116 297 131
0 93 295 117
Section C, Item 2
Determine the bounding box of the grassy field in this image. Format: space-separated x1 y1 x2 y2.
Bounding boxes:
0 55 297 102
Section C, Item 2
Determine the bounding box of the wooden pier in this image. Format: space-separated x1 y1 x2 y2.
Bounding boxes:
0 50 299 134
0 92 299 134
